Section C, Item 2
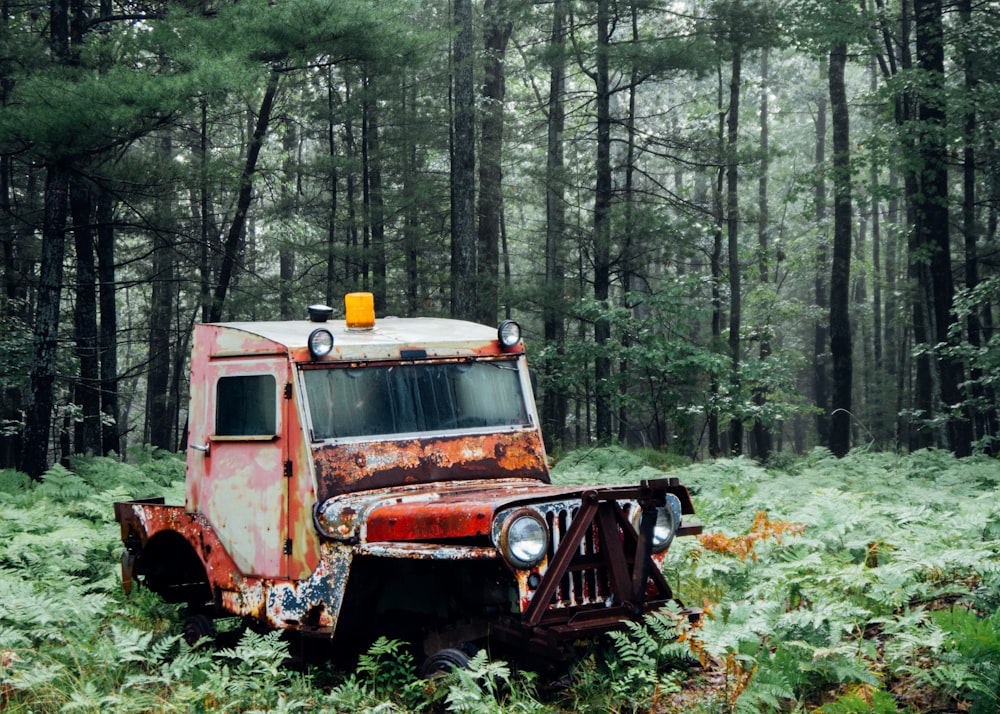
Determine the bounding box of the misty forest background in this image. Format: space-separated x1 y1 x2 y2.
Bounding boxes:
2 0 999 478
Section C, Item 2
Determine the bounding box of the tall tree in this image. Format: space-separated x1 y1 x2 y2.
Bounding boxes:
907 0 969 454
210 71 280 323
724 14 743 456
753 46 773 461
476 0 513 326
450 0 477 321
363 71 387 313
21 0 72 479
592 0 614 443
828 32 852 457
96 188 119 456
542 0 568 452
813 59 830 447
70 175 102 455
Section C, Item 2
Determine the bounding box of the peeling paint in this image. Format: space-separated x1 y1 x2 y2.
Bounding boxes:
114 315 701 663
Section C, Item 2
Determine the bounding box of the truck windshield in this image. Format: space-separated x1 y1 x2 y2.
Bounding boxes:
302 360 530 440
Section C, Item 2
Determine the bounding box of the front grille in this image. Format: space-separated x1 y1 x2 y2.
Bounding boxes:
542 501 636 609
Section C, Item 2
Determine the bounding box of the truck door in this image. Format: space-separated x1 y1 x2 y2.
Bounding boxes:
192 356 290 579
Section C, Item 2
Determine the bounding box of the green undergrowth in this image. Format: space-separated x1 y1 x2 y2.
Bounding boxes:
0 446 998 712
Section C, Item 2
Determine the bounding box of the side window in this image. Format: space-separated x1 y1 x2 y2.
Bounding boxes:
215 375 277 436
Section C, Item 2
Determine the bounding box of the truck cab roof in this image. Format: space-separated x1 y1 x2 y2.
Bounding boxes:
202 316 522 363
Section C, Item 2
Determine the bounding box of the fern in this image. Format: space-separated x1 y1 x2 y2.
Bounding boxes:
354 636 424 709
0 469 30 494
817 687 905 714
34 463 93 500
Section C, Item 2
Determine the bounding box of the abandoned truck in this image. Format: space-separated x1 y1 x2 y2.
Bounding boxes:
114 293 701 670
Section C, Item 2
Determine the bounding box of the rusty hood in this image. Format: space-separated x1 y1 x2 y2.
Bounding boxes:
316 479 597 544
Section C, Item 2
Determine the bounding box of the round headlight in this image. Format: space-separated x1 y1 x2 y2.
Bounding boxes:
633 505 678 553
497 320 521 348
308 328 334 359
497 510 548 568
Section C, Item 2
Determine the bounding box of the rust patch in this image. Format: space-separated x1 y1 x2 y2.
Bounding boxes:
365 501 494 541
313 431 549 501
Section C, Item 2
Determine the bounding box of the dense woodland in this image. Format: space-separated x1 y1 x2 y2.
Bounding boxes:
1 0 999 477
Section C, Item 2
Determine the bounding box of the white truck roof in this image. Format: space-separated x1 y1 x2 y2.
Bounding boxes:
200 316 516 362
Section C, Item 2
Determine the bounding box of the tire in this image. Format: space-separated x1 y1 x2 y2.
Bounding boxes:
418 647 473 679
182 613 216 647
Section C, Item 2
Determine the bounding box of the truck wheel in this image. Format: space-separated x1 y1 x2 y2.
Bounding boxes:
418 647 472 678
182 613 215 647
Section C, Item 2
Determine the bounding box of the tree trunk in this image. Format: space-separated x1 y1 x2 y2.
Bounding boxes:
593 0 613 443
476 0 512 326
326 70 340 305
196 99 216 323
147 137 176 452
542 0 567 452
279 119 298 320
959 0 991 449
813 59 830 447
402 79 421 315
96 187 119 456
708 65 725 458
753 46 772 461
22 164 69 479
363 71 386 313
70 175 102 456
618 3 640 446
912 0 969 454
829 39 853 458
450 0 476 321
726 44 742 456
209 70 280 323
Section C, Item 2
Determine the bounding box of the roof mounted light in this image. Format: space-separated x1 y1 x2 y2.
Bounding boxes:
345 292 375 330
308 328 334 359
308 304 334 323
498 320 521 349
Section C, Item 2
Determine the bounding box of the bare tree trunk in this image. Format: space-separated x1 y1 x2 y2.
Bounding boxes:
958 0 992 450
753 46 773 461
209 71 279 323
326 72 339 307
279 119 298 319
542 0 567 453
147 137 176 452
708 66 725 458
22 164 69 478
618 3 641 446
96 187 119 456
450 0 477 320
402 79 421 315
813 59 830 447
912 0 969 454
364 72 386 313
593 0 614 443
344 81 360 290
70 176 102 455
829 38 853 458
726 45 743 456
476 0 512 325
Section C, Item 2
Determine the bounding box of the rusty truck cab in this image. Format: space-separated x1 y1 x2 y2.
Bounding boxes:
115 295 699 668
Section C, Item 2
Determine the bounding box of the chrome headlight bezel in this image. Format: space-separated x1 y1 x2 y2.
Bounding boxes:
495 508 548 569
631 497 680 553
308 328 334 359
497 320 521 349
